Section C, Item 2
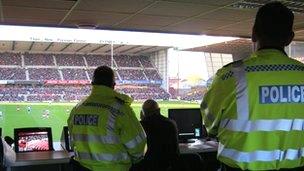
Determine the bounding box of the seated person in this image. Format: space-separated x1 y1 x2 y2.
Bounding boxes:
134 99 179 171
1 138 16 168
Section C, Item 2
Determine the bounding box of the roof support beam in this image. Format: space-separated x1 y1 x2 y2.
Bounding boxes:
91 44 108 53
45 42 54 51
60 43 72 52
76 43 90 52
105 45 124 53
28 42 35 51
58 0 81 25
0 0 4 22
12 41 15 51
119 46 141 54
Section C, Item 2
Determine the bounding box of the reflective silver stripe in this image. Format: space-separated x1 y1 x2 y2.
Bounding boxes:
232 62 249 120
220 119 304 132
77 152 129 161
106 113 117 132
218 143 304 163
106 101 123 134
73 134 120 144
125 131 146 149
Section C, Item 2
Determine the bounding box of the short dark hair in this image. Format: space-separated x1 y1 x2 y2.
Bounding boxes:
92 66 115 87
254 2 294 44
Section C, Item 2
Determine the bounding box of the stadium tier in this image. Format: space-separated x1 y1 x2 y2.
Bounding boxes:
29 68 60 80
0 52 170 101
0 52 22 65
0 85 169 101
85 54 111 67
118 69 146 80
24 53 55 66
114 55 142 67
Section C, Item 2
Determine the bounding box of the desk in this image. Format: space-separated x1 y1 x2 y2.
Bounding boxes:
7 140 218 171
8 151 72 171
179 139 218 154
179 139 219 170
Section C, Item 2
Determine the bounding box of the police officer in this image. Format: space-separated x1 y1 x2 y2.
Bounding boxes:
201 2 304 171
68 66 146 171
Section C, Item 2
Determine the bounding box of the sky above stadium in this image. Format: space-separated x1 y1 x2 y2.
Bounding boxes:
168 49 208 82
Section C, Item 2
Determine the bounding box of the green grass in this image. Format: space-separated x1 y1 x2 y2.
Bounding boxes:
0 101 199 141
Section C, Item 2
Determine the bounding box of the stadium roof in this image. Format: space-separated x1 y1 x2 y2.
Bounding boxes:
186 38 252 54
0 41 170 55
1 0 304 40
0 25 237 54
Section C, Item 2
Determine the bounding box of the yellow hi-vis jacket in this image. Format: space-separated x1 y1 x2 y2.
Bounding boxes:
201 49 304 170
68 85 146 171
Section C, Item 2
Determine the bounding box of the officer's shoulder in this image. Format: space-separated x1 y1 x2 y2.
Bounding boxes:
114 92 133 106
74 99 86 109
288 57 304 66
217 60 242 75
115 97 126 105
223 60 243 68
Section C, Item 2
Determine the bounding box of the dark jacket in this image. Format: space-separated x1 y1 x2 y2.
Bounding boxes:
139 114 179 170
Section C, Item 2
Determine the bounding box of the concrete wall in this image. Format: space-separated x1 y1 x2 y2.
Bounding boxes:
150 49 169 91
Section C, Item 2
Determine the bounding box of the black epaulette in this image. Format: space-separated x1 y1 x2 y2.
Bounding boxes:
223 60 243 68
115 97 125 105
219 60 243 80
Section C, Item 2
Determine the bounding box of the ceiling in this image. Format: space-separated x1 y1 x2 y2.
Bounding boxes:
187 38 252 54
1 0 304 40
0 41 168 54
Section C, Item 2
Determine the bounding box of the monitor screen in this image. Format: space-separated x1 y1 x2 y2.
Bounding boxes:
60 126 72 152
14 127 53 152
168 108 206 140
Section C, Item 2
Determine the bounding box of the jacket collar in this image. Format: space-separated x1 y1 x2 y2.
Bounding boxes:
258 46 287 56
90 85 133 105
250 48 288 59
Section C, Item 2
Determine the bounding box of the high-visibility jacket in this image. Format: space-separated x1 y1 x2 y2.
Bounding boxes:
68 85 146 171
201 49 304 170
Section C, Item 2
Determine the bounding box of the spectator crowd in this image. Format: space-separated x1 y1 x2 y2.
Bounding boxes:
0 52 170 102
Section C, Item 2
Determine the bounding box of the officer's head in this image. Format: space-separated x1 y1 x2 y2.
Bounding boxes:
252 2 294 48
92 66 115 89
140 99 160 120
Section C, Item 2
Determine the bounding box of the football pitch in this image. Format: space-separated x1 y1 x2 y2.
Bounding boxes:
0 101 199 141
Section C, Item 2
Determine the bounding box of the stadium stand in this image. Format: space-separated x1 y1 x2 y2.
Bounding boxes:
0 68 26 80
145 69 162 80
181 87 207 101
24 53 55 66
139 56 154 68
28 68 60 80
114 55 141 67
85 54 111 67
118 86 170 100
56 54 85 66
61 69 88 80
0 52 170 101
0 52 22 66
118 69 146 80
